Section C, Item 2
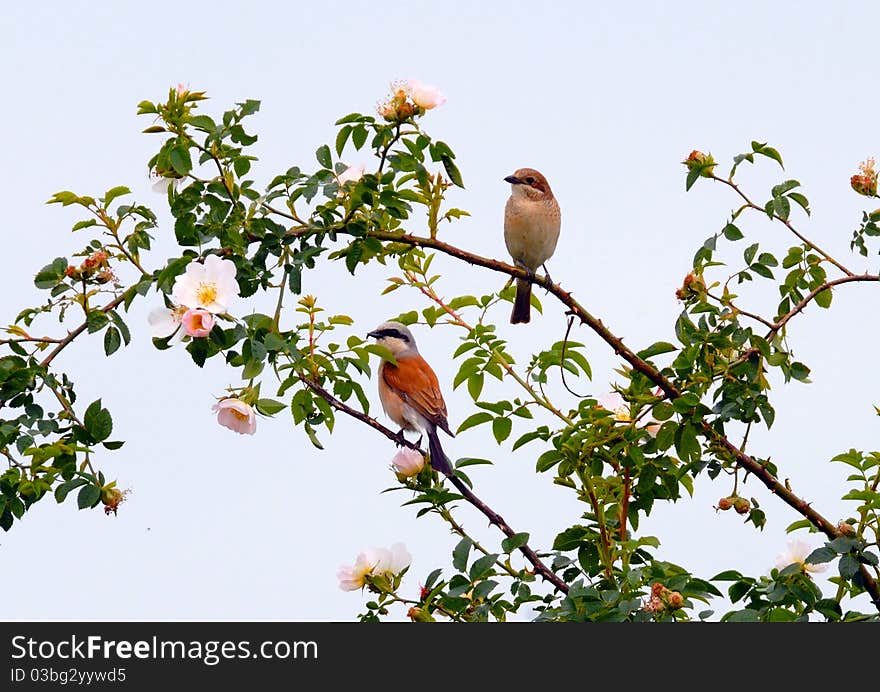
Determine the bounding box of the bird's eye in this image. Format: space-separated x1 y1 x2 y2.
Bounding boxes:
525 176 536 185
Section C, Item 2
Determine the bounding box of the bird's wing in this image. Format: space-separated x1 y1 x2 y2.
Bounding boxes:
382 356 452 435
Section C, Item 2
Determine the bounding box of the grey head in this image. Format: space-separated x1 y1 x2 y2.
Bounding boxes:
366 321 420 357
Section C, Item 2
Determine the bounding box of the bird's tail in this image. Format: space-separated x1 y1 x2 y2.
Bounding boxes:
511 278 532 324
427 427 453 475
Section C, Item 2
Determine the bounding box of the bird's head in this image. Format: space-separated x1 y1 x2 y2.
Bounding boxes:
367 321 419 357
504 167 553 200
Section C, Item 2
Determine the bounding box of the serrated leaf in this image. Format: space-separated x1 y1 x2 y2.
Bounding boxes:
103 186 131 207
815 288 832 308
456 412 492 434
103 326 121 356
452 537 472 572
492 417 512 444
169 144 192 176
501 532 529 553
83 399 113 443
315 144 332 169
441 155 464 188
256 398 286 415
77 484 101 510
469 553 498 580
637 341 677 359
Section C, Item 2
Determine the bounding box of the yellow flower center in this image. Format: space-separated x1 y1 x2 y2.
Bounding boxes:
229 408 249 422
196 282 218 306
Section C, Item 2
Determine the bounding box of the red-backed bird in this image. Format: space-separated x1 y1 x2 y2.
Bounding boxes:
367 321 454 475
503 167 561 324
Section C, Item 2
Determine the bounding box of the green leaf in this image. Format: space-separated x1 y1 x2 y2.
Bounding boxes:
469 553 498 580
456 412 492 434
83 399 113 443
492 417 512 444
685 166 700 191
103 186 131 207
169 144 192 176
335 126 352 156
452 537 472 572
838 554 860 579
77 484 101 510
637 341 677 359
34 257 68 289
725 608 760 622
55 478 88 503
467 373 484 401
352 125 368 150
814 598 842 621
805 546 835 564
501 532 529 553
455 458 493 468
109 311 132 345
315 144 332 169
743 243 759 265
103 326 121 356
722 223 744 241
441 156 464 188
785 519 812 534
752 141 784 169
814 288 832 308
256 398 286 416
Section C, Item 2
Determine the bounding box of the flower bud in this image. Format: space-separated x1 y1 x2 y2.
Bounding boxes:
837 521 856 537
667 591 684 609
391 448 426 479
676 272 706 301
717 496 734 511
683 150 716 177
733 497 751 515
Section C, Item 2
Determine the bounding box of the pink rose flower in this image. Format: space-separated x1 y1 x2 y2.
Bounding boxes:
406 79 446 110
337 163 365 186
212 398 256 435
181 308 215 338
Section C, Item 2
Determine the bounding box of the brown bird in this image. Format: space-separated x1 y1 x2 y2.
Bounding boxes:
367 321 454 474
503 167 561 324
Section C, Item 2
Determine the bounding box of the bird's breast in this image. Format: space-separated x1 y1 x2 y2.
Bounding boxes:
504 197 562 270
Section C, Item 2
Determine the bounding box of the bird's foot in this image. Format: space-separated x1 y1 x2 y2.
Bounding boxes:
393 429 408 447
541 263 554 291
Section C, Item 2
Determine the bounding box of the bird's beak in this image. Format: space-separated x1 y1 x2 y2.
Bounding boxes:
366 330 380 340
504 175 522 185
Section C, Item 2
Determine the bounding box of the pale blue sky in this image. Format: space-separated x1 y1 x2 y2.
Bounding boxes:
1 1 878 619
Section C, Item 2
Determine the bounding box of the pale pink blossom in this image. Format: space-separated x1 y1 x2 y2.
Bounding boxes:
774 539 828 574
149 169 181 195
336 543 412 591
172 255 240 314
406 79 446 110
181 308 215 338
391 448 425 478
176 83 187 97
336 163 365 186
212 398 257 435
596 390 661 438
147 305 187 340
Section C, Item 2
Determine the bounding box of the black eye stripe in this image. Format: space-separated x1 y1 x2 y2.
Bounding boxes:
375 329 409 341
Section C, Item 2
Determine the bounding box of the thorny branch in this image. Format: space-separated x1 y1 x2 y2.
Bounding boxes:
268 220 880 610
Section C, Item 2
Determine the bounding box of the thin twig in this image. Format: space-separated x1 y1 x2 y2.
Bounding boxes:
710 174 855 277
